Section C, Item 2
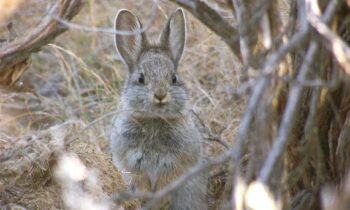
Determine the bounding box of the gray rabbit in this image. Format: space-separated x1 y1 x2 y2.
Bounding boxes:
110 8 207 210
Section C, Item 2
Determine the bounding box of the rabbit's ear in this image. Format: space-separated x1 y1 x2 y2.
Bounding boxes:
160 8 186 65
115 10 146 71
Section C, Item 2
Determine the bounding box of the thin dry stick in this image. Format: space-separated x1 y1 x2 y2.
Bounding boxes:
232 0 251 65
307 3 350 75
52 0 160 36
258 0 339 183
233 0 310 176
283 88 320 192
169 0 242 61
231 1 310 207
260 2 273 49
250 73 338 88
0 0 83 85
259 41 319 182
191 110 230 149
64 110 118 146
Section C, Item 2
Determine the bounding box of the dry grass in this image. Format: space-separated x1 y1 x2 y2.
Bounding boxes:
0 0 245 209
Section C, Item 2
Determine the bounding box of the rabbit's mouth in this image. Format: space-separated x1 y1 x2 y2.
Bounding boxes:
154 103 166 108
132 107 183 120
151 104 169 114
137 103 182 119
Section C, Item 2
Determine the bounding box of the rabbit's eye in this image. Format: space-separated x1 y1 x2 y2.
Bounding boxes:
172 74 178 84
138 73 145 84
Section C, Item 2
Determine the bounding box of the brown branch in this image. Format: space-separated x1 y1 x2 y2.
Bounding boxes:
307 1 350 75
259 41 319 183
258 0 339 184
231 2 311 207
168 0 242 61
190 110 230 149
0 0 83 86
51 0 160 36
232 0 251 65
232 0 311 178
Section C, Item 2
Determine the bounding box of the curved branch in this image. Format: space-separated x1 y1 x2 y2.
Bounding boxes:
0 0 83 85
169 0 242 61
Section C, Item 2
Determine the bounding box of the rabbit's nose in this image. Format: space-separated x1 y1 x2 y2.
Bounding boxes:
154 92 168 104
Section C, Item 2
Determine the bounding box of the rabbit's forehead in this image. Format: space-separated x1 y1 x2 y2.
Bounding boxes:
139 52 175 77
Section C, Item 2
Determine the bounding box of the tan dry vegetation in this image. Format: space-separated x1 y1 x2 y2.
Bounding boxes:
0 120 139 209
0 0 243 209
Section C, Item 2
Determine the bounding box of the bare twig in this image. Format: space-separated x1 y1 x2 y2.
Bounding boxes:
231 1 312 207
258 0 339 183
169 0 242 61
64 110 118 146
191 110 230 149
205 135 230 149
307 1 350 75
249 74 338 88
51 0 160 36
232 0 251 65
259 41 319 183
284 87 320 192
233 0 311 177
0 0 83 85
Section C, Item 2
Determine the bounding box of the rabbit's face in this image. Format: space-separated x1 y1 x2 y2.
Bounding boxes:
115 9 187 119
122 51 188 118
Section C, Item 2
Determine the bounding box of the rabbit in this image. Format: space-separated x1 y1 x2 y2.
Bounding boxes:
109 8 208 210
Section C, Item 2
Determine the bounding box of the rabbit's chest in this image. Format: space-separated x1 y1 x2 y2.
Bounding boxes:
121 122 199 186
126 137 196 191
115 118 201 189
124 121 185 152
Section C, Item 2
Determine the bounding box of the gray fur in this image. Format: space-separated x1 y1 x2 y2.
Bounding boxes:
110 8 207 210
